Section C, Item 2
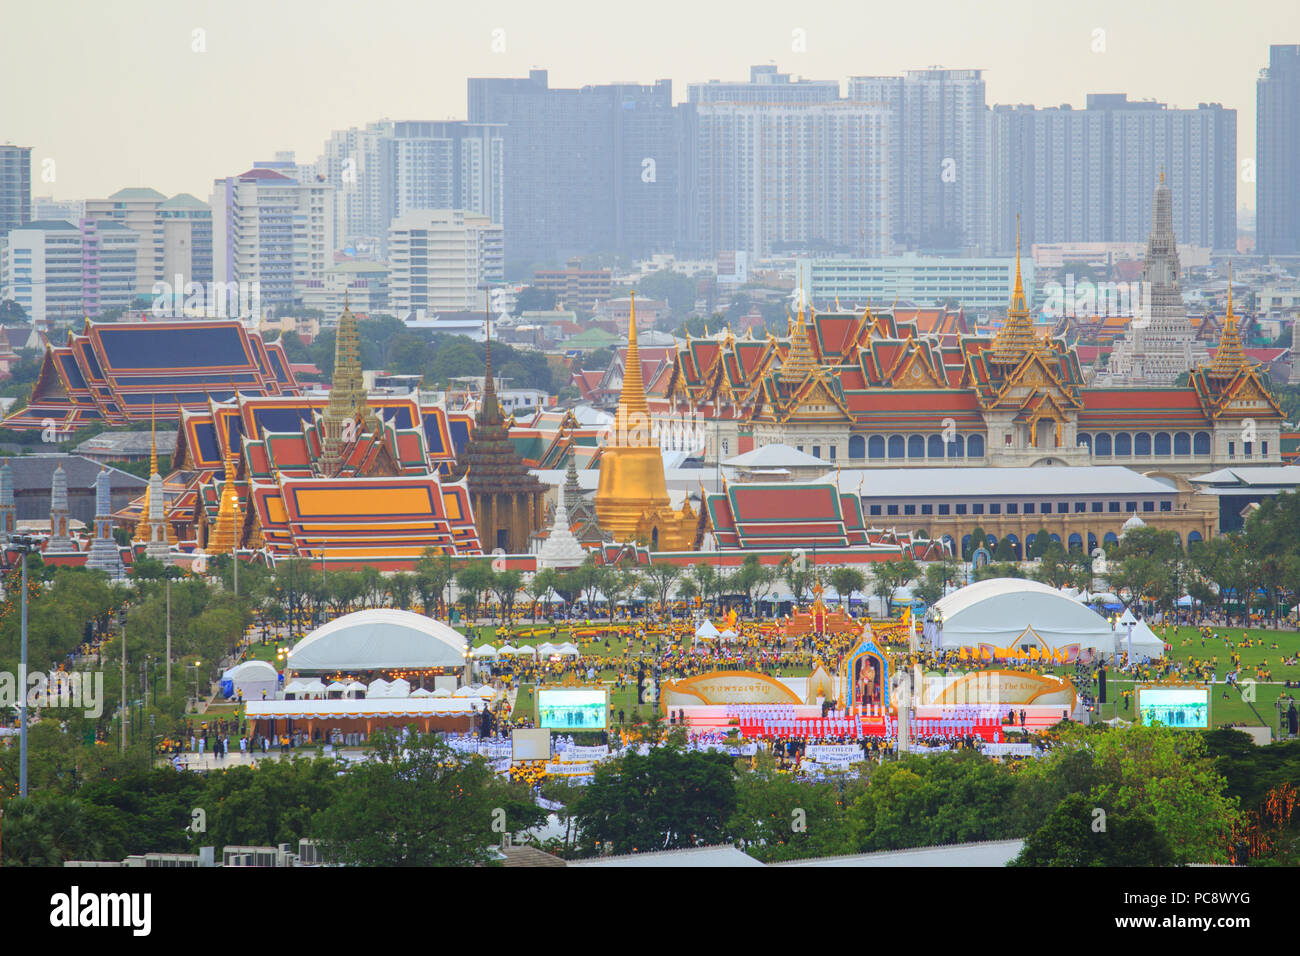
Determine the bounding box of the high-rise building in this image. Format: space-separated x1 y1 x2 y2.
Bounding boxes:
387 209 503 314
0 146 32 240
468 69 678 271
78 219 140 317
850 69 987 254
210 165 333 311
158 193 213 287
1096 175 1210 386
688 67 891 259
987 94 1236 253
84 188 168 298
1257 45 1300 255
0 220 83 324
314 120 506 259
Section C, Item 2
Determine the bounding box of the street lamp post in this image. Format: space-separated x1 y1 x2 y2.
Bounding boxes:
12 533 37 798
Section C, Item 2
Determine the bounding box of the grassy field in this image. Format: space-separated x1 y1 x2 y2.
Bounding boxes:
232 619 1300 731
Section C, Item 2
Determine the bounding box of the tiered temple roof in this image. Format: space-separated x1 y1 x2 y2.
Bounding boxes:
4 319 298 433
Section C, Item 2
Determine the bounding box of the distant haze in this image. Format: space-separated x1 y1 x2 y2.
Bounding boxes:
2 0 1296 207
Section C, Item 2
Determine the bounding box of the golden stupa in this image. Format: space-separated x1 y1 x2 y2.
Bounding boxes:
595 293 696 550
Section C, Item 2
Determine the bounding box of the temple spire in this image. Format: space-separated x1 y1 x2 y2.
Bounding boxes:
781 286 817 384
991 215 1039 365
1209 264 1248 378
618 291 649 419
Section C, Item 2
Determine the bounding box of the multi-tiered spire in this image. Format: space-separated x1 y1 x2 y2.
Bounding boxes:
85 469 124 577
991 217 1040 365
321 294 375 476
1209 266 1249 378
46 463 74 551
781 289 818 385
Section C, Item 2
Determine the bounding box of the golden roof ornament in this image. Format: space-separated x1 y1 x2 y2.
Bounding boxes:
990 215 1040 366
1208 263 1249 379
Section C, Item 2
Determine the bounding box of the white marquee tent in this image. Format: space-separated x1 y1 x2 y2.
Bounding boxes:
221 660 280 701
287 609 467 674
924 578 1116 656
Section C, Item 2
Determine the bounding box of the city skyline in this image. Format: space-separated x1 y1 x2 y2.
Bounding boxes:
2 0 1296 205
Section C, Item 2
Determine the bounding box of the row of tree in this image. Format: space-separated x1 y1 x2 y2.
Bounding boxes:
5 724 1292 866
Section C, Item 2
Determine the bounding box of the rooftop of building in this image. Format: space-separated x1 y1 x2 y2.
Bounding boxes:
724 443 830 468
825 466 1177 498
1 454 147 491
108 187 167 201
74 431 179 456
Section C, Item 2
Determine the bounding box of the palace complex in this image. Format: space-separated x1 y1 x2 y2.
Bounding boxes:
638 235 1282 478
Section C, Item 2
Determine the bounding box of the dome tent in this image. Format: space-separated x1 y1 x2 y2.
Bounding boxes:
286 609 466 674
221 659 280 701
923 578 1115 657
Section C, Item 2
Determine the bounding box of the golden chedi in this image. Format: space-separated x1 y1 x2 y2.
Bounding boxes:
595 293 696 550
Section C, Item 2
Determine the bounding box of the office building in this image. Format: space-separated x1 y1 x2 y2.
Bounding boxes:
210 164 333 311
849 69 987 253
388 209 503 314
1257 45 1300 255
987 94 1236 253
688 67 891 259
795 253 1033 315
0 146 32 239
468 70 679 270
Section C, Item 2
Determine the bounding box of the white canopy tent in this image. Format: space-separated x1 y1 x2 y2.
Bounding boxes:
471 644 498 659
1118 617 1167 662
221 660 280 701
924 578 1116 657
695 619 721 640
286 609 466 674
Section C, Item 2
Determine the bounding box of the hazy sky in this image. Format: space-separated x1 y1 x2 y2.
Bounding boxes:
3 0 1296 206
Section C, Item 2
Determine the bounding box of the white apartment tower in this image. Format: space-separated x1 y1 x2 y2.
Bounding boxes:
849 69 987 254
689 68 891 259
388 210 503 314
210 166 333 312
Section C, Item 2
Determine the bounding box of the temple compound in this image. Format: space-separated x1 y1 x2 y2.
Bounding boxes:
646 233 1282 475
3 319 299 435
128 302 482 569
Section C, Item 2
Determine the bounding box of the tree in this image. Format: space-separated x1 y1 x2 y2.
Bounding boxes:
415 548 454 615
870 557 918 616
779 554 814 606
313 730 541 866
454 560 494 618
641 563 681 614
1012 794 1174 866
515 285 557 313
490 569 524 623
0 795 114 866
570 745 736 855
635 270 697 317
828 566 865 609
847 752 1020 852
730 770 858 862
386 573 416 611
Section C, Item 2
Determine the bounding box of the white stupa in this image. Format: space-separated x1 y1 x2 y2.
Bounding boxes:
536 484 588 570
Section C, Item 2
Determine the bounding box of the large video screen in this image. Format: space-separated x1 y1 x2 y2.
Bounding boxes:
538 688 608 730
1137 686 1209 729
